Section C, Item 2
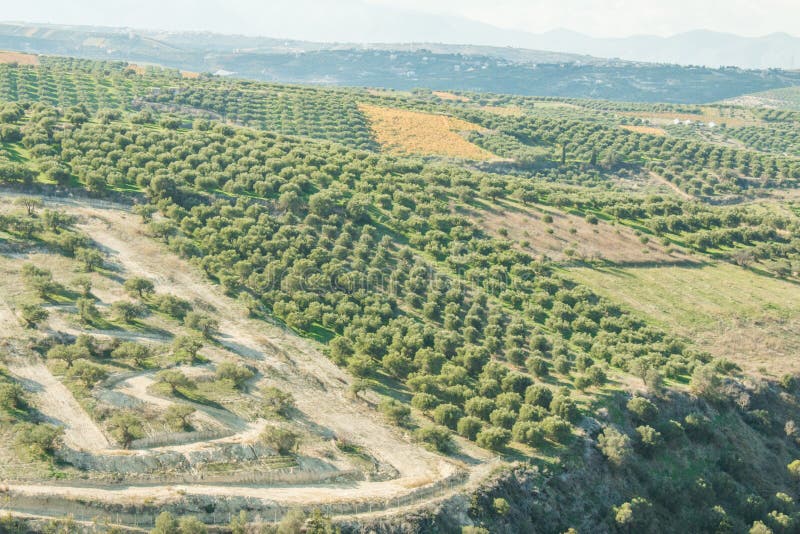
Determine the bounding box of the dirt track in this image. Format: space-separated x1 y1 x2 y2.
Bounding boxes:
0 193 496 521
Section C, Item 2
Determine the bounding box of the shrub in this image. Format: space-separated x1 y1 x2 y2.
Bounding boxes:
155 370 194 394
178 516 207 534
112 301 146 323
215 361 255 389
493 497 510 516
411 392 439 412
262 386 295 417
19 302 48 327
14 422 63 457
526 356 549 377
525 384 553 408
111 341 151 367
184 312 219 338
540 416 572 443
597 426 633 467
379 399 411 426
512 421 545 447
635 425 663 455
465 396 495 420
550 394 580 423
627 396 659 424
260 426 300 455
457 416 482 440
476 427 511 451
414 425 453 453
489 408 516 429
433 403 463 429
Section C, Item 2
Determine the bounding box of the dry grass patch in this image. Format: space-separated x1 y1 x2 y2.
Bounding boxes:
0 51 38 66
621 124 667 136
469 200 686 264
569 262 800 375
433 91 470 102
359 103 495 160
480 105 525 117
181 70 200 79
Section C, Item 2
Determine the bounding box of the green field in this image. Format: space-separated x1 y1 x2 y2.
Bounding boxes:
569 261 800 373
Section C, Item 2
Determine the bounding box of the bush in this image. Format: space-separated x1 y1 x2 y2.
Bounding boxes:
489 408 516 429
215 361 255 389
184 312 219 338
414 425 453 453
433 403 463 429
457 416 482 440
635 425 663 455
550 394 580 423
260 426 300 455
262 386 295 416
597 426 633 467
465 396 496 420
164 404 195 431
476 427 511 451
493 497 510 516
540 416 572 443
19 302 48 327
525 384 553 408
14 422 63 457
379 399 411 426
512 421 545 447
526 356 549 377
627 396 659 424
111 341 151 367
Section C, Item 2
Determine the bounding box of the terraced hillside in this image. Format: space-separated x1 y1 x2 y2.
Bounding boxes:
0 58 800 533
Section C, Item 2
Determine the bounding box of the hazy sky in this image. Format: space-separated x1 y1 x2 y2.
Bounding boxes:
2 0 798 40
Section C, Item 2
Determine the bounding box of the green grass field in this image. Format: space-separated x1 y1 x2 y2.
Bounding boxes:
568 261 800 374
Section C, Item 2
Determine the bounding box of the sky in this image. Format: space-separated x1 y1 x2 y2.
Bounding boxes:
1 0 798 40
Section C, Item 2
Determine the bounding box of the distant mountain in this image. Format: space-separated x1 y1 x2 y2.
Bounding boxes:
519 29 800 70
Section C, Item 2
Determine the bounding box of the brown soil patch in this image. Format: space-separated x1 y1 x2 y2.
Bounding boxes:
432 91 470 102
621 124 667 136
0 51 39 66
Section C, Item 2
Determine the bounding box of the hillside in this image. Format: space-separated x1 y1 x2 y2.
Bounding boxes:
2 23 800 103
0 56 800 533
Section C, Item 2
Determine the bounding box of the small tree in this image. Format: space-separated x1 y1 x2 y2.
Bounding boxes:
164 404 195 431
75 247 104 272
627 396 659 424
433 403 462 430
184 312 219 338
172 335 204 363
155 370 194 395
457 416 483 440
177 516 207 534
76 297 99 324
107 412 144 449
14 422 63 458
111 301 146 323
111 341 151 367
151 512 179 534
47 344 90 369
67 360 107 388
19 302 48 327
124 277 155 299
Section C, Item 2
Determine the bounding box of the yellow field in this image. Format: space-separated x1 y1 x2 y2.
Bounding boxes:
621 124 667 136
359 103 495 160
569 262 800 374
0 51 39 66
433 91 470 102
181 70 200 79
